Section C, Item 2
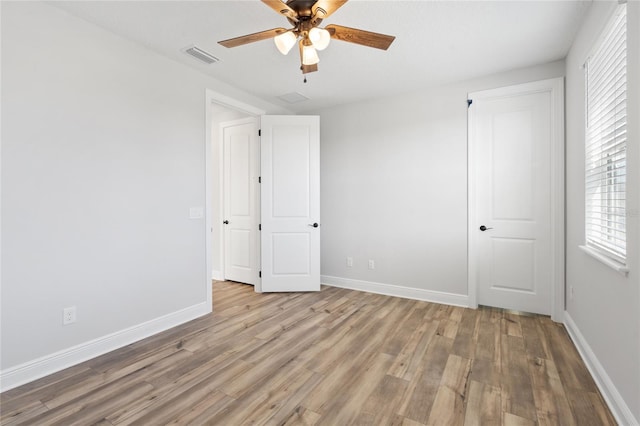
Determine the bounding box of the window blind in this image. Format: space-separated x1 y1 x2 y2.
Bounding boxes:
585 4 627 263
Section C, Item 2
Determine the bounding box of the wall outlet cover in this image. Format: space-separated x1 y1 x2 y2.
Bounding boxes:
63 306 77 325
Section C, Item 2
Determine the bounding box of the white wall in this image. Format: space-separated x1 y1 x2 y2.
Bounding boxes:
4 5 637 420
315 60 565 301
0 1 285 389
564 1 640 423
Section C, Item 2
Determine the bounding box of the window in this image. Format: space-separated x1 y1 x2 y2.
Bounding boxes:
584 3 627 266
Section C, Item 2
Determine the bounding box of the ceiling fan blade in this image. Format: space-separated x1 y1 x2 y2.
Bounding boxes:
261 0 299 22
325 24 395 50
218 28 289 48
312 1 348 19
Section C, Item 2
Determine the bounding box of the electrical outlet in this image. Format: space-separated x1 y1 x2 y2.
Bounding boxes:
368 259 375 270
63 306 77 325
346 257 353 267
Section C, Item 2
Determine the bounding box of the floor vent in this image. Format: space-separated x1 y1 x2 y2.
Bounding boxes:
182 45 220 65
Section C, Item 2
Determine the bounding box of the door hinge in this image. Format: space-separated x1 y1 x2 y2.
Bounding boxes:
467 99 473 108
259 224 261 231
258 176 261 183
258 129 261 136
259 271 262 278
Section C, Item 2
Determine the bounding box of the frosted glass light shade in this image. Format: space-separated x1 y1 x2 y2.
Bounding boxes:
274 31 297 55
309 27 331 50
302 44 320 65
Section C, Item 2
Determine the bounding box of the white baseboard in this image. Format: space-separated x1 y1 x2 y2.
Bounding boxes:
0 301 211 393
212 270 223 280
321 275 469 308
564 312 639 426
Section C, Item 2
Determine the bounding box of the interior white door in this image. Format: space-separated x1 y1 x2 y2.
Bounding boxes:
260 115 320 292
223 118 259 285
469 79 561 315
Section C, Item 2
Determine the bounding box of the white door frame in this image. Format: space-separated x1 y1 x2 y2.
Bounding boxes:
205 89 266 304
467 77 565 322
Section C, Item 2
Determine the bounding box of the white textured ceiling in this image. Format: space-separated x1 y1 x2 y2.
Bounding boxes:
51 0 591 112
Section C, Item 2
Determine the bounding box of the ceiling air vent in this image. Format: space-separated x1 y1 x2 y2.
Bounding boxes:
278 92 309 104
182 45 220 65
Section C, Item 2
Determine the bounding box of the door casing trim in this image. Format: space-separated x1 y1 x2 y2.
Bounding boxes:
467 77 565 322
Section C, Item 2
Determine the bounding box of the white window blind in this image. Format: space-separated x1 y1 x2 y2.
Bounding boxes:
585 3 627 264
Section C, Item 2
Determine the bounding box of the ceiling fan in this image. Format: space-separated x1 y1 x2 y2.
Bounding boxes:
218 0 395 74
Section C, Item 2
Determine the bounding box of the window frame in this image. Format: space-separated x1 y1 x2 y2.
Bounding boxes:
581 2 628 272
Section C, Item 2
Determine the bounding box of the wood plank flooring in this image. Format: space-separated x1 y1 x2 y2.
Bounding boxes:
1 281 616 425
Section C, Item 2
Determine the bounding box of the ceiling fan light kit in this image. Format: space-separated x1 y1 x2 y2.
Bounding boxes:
274 31 297 54
308 27 331 50
218 0 395 75
301 41 320 65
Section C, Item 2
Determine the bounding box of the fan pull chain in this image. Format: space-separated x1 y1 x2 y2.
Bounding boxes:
304 76 307 83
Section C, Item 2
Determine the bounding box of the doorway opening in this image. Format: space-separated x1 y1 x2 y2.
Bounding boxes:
205 90 266 306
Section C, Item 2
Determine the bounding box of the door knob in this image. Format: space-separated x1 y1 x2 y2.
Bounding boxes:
308 223 319 228
223 220 229 225
479 225 493 231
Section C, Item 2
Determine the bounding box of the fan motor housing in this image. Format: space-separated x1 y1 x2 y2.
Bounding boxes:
286 0 318 17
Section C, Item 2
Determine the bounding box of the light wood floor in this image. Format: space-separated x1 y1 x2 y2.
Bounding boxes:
1 281 615 425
